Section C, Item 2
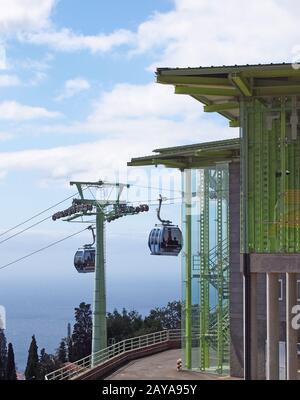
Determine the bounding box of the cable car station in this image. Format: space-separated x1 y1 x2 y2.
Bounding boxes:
129 63 300 380
47 63 300 381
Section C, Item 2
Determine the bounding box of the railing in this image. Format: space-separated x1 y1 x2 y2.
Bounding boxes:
45 329 181 381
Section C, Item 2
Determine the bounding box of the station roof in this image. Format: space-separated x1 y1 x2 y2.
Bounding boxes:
156 62 300 127
128 137 240 169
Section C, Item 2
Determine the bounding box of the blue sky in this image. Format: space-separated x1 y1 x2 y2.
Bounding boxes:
0 0 300 311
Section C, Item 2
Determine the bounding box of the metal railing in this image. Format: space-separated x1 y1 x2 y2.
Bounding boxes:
45 329 181 380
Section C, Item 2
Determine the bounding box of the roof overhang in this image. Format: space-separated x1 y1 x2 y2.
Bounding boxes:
156 63 300 127
128 138 240 169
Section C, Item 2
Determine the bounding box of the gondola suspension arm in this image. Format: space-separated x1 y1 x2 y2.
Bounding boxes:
157 195 172 225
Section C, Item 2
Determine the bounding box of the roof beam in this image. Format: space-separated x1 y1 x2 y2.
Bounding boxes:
157 75 230 86
254 85 300 96
229 119 240 128
242 68 300 78
128 158 187 169
158 65 300 79
204 101 239 112
230 73 252 96
175 85 237 97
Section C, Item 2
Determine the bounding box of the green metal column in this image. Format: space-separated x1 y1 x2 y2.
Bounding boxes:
184 169 192 369
199 168 210 370
279 97 287 251
92 210 107 361
216 166 224 373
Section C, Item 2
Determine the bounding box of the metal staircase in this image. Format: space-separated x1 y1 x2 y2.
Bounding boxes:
192 237 230 373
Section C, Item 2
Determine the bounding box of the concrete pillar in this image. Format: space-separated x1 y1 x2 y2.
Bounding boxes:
266 273 279 380
286 273 298 380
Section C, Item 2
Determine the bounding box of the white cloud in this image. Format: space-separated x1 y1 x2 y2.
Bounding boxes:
0 0 54 33
0 45 7 69
0 82 237 182
0 1 133 55
133 0 300 68
27 71 47 86
0 132 13 141
0 74 20 86
88 82 201 122
4 0 299 184
56 77 90 101
23 28 134 53
0 101 62 120
18 53 54 71
2 0 299 64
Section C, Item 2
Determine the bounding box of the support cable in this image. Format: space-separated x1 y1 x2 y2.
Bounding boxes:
0 215 51 245
0 191 86 239
0 227 88 271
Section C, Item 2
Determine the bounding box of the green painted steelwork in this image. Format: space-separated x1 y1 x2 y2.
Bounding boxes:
156 63 300 124
128 138 240 170
230 73 252 96
199 169 210 370
241 97 300 253
175 85 238 97
184 169 192 369
229 119 240 128
204 102 239 113
93 211 107 356
156 64 300 254
181 166 230 374
61 181 145 365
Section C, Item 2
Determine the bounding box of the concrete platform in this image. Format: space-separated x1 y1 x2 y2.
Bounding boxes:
105 349 236 380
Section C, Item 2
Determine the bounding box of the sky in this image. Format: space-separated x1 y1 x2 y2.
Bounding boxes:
1 0 300 340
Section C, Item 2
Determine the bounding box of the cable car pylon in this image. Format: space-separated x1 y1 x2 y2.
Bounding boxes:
52 180 149 365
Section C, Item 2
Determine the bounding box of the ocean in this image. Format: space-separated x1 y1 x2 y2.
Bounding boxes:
1 266 181 373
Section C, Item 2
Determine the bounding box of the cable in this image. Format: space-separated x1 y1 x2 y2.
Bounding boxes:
0 227 88 271
0 215 52 245
128 183 182 193
128 196 182 205
0 191 83 239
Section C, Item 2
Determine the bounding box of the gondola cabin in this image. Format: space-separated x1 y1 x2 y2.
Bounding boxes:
148 225 182 256
74 247 95 273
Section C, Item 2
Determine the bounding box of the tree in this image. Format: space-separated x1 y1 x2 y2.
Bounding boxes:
38 349 61 380
25 335 39 380
67 337 73 362
142 301 181 334
0 329 7 380
6 343 17 380
107 308 143 343
57 340 67 364
161 301 181 329
128 310 143 335
70 303 92 361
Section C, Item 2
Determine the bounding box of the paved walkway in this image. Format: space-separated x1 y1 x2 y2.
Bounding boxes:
105 349 236 380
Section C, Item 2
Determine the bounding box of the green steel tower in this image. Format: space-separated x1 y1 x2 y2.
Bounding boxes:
53 180 148 362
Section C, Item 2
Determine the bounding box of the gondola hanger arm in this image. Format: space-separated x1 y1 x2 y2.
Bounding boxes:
157 194 172 225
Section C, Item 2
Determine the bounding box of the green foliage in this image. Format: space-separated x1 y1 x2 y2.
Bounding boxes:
27 299 181 379
107 301 181 342
107 308 143 343
25 335 39 380
69 302 92 362
38 348 61 380
6 343 17 380
57 340 67 364
0 329 7 380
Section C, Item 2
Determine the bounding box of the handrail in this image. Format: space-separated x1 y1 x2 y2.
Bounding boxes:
45 329 182 380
